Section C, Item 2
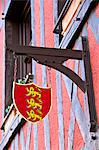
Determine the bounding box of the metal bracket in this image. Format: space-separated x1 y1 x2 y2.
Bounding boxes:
7 37 97 132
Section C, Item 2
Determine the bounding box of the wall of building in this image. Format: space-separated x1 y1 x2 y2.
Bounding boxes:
0 0 98 150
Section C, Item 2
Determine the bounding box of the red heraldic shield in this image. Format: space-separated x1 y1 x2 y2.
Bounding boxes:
13 82 51 123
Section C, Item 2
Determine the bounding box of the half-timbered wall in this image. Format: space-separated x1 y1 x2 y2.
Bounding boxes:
0 0 99 150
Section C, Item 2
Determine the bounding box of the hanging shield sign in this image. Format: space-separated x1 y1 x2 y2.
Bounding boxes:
13 82 51 123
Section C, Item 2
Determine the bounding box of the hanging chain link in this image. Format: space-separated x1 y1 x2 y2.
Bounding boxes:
13 52 18 82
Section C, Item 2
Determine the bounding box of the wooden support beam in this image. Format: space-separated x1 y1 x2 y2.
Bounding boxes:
8 45 83 60
7 45 85 93
82 37 97 132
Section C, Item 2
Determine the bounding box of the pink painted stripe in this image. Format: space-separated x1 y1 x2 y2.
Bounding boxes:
34 0 45 150
49 69 59 150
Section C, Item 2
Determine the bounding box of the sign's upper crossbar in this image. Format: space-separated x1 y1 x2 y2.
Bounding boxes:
8 45 83 61
7 45 85 93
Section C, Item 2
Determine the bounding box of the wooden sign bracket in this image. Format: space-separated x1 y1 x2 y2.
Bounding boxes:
7 36 97 132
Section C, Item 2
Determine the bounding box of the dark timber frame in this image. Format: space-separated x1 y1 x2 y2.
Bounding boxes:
7 36 97 132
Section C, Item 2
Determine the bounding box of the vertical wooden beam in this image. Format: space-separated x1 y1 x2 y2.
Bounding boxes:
68 60 78 150
53 1 65 149
20 129 25 150
56 72 65 150
82 37 97 132
26 123 32 150
80 29 90 127
68 108 75 150
80 59 90 123
31 0 36 83
31 1 38 150
42 67 51 150
14 115 19 150
33 125 38 150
